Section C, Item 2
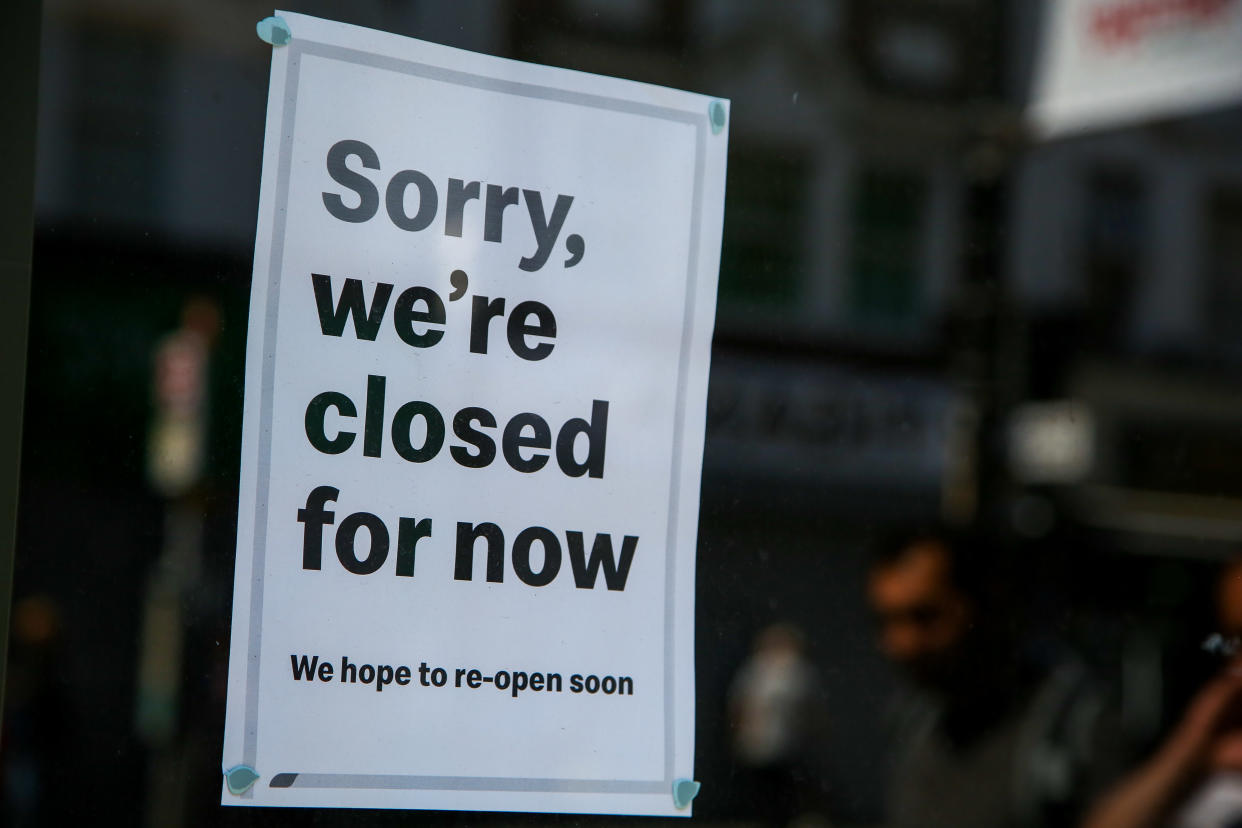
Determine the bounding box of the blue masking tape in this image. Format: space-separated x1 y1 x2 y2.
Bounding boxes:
224 765 260 795
672 778 701 809
256 16 292 47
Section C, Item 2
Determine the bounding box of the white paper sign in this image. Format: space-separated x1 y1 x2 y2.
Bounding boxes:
221 11 726 816
1030 0 1242 137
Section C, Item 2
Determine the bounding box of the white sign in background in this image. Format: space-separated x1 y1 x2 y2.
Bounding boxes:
222 12 727 816
1030 0 1242 136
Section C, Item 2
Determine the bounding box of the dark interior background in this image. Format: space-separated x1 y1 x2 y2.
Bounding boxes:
7 2 1242 826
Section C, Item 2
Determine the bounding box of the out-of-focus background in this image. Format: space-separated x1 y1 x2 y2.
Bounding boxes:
6 1 1242 826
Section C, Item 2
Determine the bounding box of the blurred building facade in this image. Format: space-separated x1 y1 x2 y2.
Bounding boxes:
14 0 1242 824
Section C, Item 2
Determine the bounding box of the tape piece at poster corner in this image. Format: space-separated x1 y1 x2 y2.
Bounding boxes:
223 765 260 795
256 16 292 47
672 778 701 809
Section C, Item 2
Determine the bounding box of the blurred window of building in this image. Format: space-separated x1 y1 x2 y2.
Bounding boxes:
717 148 811 317
847 0 996 101
561 0 663 34
513 0 688 55
847 167 928 330
69 24 166 227
1083 166 1147 347
1204 185 1242 353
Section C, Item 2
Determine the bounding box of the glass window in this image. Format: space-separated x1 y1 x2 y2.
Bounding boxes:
8 2 1242 826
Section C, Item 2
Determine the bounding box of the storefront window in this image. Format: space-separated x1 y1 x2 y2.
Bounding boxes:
7 2 1242 826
